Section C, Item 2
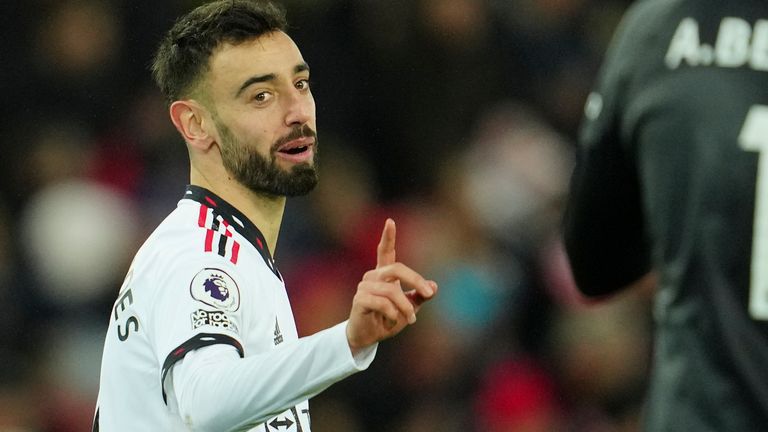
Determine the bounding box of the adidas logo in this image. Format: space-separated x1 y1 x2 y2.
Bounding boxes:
273 318 284 345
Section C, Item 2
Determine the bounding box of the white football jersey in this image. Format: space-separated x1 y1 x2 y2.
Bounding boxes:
94 186 373 431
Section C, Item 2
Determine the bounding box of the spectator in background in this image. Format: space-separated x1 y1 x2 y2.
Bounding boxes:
28 0 126 134
564 0 768 430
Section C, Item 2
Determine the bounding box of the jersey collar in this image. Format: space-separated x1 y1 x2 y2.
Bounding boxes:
183 185 280 279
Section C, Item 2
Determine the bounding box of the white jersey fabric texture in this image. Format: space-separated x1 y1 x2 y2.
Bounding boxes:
94 185 376 431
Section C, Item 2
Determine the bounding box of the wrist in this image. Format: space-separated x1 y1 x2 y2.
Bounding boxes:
345 321 365 356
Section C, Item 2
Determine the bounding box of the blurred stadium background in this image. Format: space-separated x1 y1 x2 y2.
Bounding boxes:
0 0 653 431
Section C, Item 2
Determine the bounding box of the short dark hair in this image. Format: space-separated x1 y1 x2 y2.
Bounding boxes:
151 0 287 103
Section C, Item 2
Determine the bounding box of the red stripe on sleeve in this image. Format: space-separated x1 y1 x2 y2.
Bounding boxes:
222 219 233 237
198 205 208 228
230 241 240 264
204 229 214 252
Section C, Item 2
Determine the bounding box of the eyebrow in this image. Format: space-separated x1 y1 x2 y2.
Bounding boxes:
235 62 310 98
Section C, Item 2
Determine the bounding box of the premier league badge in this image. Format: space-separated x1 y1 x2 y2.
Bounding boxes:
190 268 240 312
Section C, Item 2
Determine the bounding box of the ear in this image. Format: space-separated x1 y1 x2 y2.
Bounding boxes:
169 100 216 151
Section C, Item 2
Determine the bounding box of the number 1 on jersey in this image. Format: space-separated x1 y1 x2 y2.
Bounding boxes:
739 105 768 320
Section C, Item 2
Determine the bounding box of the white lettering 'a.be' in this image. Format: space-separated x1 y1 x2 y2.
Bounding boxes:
750 20 768 71
715 17 751 67
665 18 701 69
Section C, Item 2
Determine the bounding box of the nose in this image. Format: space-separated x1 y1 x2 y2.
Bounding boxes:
284 89 315 127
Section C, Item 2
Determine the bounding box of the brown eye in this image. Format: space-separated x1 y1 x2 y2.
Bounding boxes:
295 79 310 91
253 91 272 104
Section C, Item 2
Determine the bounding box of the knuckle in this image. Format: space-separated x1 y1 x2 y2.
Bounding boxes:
357 281 373 294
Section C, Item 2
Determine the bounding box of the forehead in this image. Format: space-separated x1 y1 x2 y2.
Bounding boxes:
206 31 305 95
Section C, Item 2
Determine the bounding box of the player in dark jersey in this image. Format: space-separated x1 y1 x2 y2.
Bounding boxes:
564 0 768 430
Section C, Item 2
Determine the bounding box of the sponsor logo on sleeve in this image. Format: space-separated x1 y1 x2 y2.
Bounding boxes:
190 309 238 332
190 268 240 312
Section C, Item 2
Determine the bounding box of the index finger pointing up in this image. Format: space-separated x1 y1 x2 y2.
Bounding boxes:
377 218 396 268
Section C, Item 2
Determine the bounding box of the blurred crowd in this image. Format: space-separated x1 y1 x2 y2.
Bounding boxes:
0 0 654 431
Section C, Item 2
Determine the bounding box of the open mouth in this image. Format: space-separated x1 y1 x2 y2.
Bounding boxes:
277 136 314 157
275 137 314 162
280 146 309 155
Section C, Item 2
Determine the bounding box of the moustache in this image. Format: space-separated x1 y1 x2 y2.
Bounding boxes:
271 124 317 152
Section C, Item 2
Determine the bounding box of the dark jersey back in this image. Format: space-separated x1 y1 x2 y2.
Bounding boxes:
564 0 768 430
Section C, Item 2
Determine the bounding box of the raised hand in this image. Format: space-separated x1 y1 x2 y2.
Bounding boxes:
346 219 438 353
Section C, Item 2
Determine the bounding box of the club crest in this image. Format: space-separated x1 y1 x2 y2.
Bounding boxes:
190 268 240 312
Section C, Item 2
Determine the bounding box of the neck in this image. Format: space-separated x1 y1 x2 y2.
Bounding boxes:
190 164 285 254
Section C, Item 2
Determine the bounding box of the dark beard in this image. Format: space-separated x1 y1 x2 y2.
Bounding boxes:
217 122 318 197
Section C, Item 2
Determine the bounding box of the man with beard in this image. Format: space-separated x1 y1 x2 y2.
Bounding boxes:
93 1 437 431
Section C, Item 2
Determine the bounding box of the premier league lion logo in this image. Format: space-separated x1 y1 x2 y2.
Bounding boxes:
203 275 230 301
190 268 240 311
